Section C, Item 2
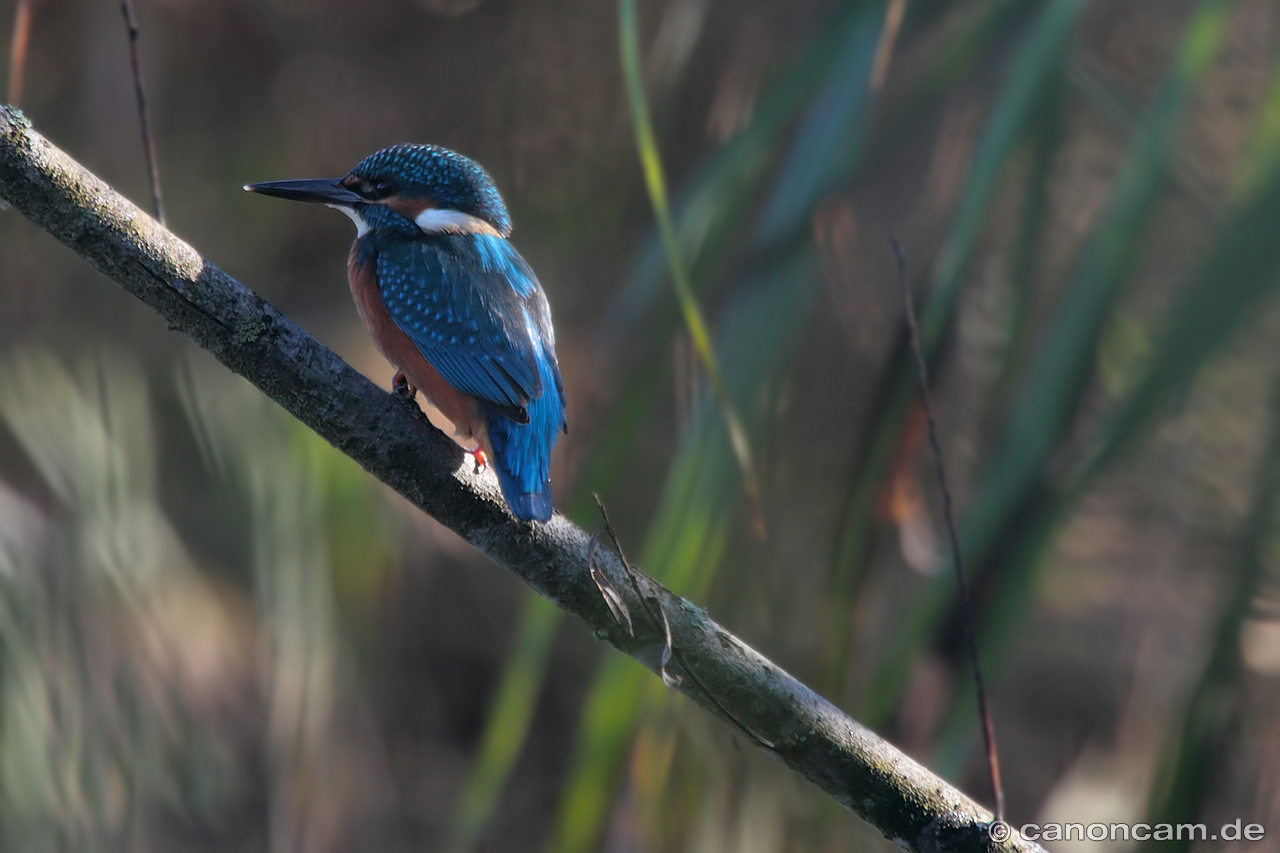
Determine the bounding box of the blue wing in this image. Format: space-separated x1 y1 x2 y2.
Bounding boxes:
375 233 561 423
374 231 566 521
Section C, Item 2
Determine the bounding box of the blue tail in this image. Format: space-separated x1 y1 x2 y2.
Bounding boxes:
487 352 564 522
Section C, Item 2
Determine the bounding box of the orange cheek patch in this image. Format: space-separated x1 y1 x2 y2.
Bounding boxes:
384 194 433 221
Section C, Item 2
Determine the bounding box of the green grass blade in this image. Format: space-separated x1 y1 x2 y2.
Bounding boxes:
929 186 1280 801
755 2 884 243
451 0 877 829
545 256 819 853
446 375 664 851
1081 163 1280 483
1140 382 1280 848
611 0 1022 342
920 0 1087 351
619 0 765 536
982 67 1065 432
448 594 561 853
0 351 175 847
966 0 1232 557
608 2 868 333
454 2 1032 841
823 0 1087 705
865 0 1233 733
543 402 730 853
1232 52 1280 200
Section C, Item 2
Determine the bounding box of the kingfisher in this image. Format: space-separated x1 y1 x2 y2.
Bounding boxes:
245 144 567 522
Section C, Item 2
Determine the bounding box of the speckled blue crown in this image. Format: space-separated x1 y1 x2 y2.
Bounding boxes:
349 144 512 236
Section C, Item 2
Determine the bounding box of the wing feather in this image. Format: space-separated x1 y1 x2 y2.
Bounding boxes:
375 235 556 419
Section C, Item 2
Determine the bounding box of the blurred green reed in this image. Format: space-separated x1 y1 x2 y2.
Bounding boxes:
835 0 1101 720
0 350 219 850
459 0 1280 849
925 0 1234 774
1139 383 1280 852
6 0 1280 850
823 0 1079 702
618 0 764 535
455 0 899 846
0 349 392 851
176 354 394 853
546 254 819 853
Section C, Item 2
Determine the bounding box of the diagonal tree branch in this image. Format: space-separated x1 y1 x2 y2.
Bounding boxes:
0 104 1040 853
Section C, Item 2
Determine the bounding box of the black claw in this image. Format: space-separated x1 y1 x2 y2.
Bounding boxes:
392 372 412 399
390 375 428 423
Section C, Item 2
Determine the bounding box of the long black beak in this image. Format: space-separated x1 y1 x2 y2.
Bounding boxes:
243 177 365 205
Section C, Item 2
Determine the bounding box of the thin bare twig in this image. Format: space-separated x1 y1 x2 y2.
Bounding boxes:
890 234 1005 822
593 494 777 749
594 494 677 685
7 0 34 106
120 0 163 224
588 528 634 635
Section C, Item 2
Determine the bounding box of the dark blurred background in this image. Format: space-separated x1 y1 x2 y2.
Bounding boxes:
2 0 1280 850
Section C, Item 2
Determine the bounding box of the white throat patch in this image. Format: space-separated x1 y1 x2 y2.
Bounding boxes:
328 204 370 237
414 208 502 237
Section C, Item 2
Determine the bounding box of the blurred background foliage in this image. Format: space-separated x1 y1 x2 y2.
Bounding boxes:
2 0 1280 850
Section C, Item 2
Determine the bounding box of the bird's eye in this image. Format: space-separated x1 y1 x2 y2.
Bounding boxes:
358 178 394 200
343 176 394 200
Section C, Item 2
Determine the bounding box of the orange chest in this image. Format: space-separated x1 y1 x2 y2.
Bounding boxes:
348 244 393 358
345 241 487 447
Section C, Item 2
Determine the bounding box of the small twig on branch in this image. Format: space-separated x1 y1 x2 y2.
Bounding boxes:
0 105 1040 853
890 234 1005 822
120 0 164 224
593 492 773 749
6 0 34 107
588 528 634 635
593 494 679 687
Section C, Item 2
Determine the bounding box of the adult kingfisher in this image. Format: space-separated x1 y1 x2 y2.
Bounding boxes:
245 144 567 522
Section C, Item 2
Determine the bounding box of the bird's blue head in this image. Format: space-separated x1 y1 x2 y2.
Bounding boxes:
246 143 513 238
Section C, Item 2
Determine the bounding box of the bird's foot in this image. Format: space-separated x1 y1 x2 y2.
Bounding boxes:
468 447 488 475
391 370 417 401
391 371 428 421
